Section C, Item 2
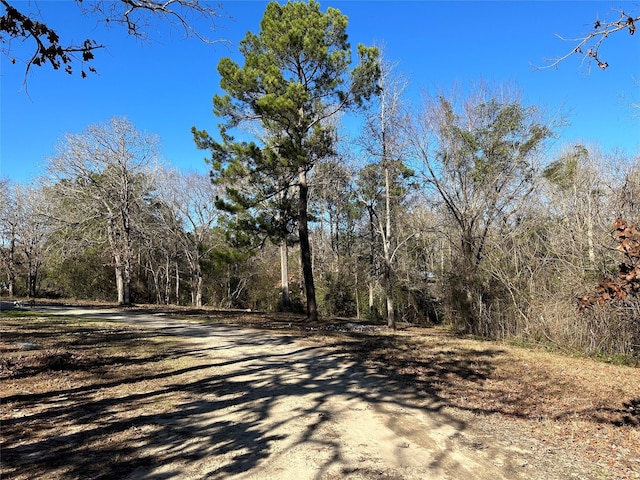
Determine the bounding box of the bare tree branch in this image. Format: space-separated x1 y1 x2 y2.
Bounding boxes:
82 0 224 45
538 8 638 71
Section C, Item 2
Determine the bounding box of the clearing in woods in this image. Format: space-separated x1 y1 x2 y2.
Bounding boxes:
1 303 638 479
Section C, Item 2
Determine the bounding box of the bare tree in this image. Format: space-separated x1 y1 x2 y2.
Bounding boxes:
0 180 51 298
542 144 614 271
1 0 226 78
358 56 414 329
157 169 220 307
14 184 52 298
312 154 361 317
541 7 638 71
408 84 554 334
0 178 19 297
45 117 159 305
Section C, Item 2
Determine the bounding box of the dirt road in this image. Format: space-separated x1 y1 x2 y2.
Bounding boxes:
3 304 590 479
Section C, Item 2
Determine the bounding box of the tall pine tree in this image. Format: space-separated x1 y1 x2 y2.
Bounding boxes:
193 0 379 320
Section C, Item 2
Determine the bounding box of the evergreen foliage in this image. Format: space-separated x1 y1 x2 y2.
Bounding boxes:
192 0 379 321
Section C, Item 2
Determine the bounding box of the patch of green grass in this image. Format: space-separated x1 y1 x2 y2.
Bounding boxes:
573 351 640 367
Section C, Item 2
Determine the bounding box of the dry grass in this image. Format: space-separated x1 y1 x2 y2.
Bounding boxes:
1 314 181 479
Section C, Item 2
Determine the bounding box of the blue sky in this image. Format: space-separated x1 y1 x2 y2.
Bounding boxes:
1 0 639 184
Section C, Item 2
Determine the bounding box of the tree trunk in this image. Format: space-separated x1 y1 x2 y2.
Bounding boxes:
154 270 162 304
123 256 132 305
6 237 16 298
115 260 125 304
383 164 396 329
368 208 376 318
28 263 38 298
195 267 203 307
108 218 126 305
298 168 318 321
460 228 478 333
121 214 133 305
164 255 171 304
226 265 233 308
280 239 291 310
586 191 596 268
384 262 395 329
354 266 360 319
175 261 180 305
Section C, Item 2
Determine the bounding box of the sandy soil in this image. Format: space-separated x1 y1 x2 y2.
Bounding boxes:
1 303 626 479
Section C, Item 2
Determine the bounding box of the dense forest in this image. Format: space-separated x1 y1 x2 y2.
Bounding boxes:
1 1 639 360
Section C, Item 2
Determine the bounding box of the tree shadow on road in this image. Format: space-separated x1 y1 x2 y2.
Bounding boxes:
0 313 549 479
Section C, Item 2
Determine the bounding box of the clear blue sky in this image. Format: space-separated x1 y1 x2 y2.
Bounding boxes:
1 1 639 184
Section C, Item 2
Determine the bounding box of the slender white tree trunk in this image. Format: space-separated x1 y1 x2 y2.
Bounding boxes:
175 261 180 305
280 239 291 310
382 164 396 329
195 269 203 307
108 219 126 305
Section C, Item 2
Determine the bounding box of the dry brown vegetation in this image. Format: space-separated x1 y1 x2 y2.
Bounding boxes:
1 307 639 479
347 331 640 479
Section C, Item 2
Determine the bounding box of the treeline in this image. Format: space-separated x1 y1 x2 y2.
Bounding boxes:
1 99 639 359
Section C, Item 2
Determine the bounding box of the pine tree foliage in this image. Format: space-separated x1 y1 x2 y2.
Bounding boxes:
192 0 379 320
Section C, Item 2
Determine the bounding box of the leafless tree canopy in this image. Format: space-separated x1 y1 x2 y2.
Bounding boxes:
45 117 160 305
